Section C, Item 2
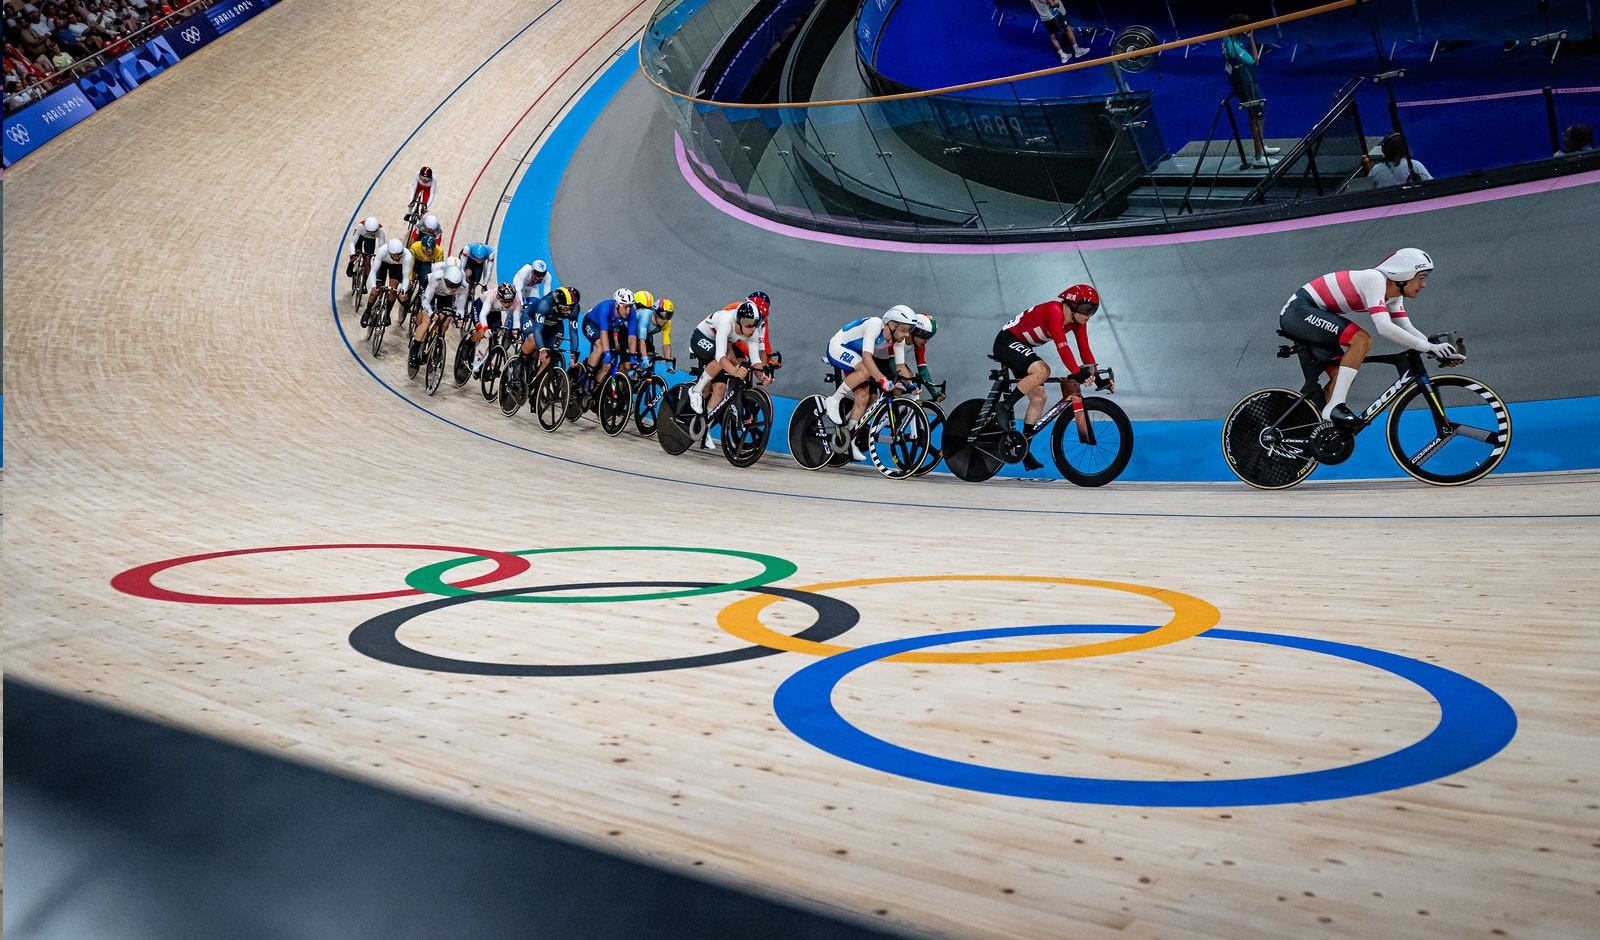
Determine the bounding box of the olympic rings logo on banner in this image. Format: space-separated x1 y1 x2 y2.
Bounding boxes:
111 542 1518 806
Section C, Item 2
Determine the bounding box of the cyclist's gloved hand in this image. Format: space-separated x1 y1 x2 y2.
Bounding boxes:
1427 341 1460 360
878 376 895 392
668 358 677 372
1070 366 1093 383
600 351 615 365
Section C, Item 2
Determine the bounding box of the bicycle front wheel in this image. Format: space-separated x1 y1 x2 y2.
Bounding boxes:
868 398 930 479
1385 374 1511 486
722 388 773 468
633 375 667 437
1050 397 1134 487
533 364 572 431
911 401 946 477
499 358 527 417
423 337 446 395
367 315 385 358
452 335 474 387
597 372 634 436
480 345 506 402
942 399 1005 483
1221 388 1320 489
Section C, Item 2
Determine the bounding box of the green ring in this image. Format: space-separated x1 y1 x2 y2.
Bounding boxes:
402 546 798 604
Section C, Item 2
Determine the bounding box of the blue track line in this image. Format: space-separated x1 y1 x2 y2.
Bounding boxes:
328 23 1599 523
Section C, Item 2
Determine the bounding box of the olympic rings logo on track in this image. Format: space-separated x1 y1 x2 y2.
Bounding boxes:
112 543 1518 806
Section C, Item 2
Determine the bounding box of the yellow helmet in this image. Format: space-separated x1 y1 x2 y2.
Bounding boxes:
632 289 656 309
658 297 674 317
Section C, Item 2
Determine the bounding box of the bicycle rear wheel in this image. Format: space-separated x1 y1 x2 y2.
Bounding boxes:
1385 374 1511 486
1050 397 1134 487
480 344 506 401
911 401 945 477
868 398 930 479
722 388 773 468
787 395 834 470
367 315 385 357
499 357 528 417
633 374 667 437
1221 388 1320 489
657 383 695 455
597 372 634 436
533 364 572 431
942 399 1006 483
423 337 446 394
452 335 473 387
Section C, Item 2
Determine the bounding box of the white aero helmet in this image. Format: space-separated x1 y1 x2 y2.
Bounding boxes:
882 304 919 327
531 259 548 275
422 213 440 232
362 216 381 234
443 266 464 287
386 238 404 255
614 288 635 306
1375 248 1433 283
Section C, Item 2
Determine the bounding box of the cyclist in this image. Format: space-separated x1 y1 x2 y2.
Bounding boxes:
627 290 675 367
408 233 446 298
469 282 522 377
821 306 924 457
457 241 496 295
364 238 410 326
996 285 1108 467
581 288 636 385
408 212 443 247
346 216 386 279
410 166 437 216
687 300 764 415
513 259 552 305
1279 248 1460 428
910 314 942 400
410 263 469 369
520 286 580 373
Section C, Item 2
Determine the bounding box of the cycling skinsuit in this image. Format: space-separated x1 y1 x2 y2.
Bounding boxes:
994 301 1093 378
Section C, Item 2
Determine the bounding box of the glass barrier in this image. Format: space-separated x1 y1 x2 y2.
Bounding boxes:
641 0 1599 240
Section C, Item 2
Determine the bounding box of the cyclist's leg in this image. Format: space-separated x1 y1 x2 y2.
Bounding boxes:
994 331 1047 425
1279 292 1365 422
687 330 721 413
822 337 865 425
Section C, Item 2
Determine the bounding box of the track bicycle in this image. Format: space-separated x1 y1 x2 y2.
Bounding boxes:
1222 331 1509 488
403 195 428 227
527 320 580 429
477 325 515 402
408 307 454 395
910 381 947 478
658 362 776 468
788 367 932 479
942 361 1132 486
349 252 371 318
363 283 401 357
629 354 676 437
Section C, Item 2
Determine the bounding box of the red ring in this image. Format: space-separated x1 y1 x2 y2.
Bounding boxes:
111 543 533 605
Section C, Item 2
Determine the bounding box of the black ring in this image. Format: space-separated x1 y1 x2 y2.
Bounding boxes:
348 580 860 676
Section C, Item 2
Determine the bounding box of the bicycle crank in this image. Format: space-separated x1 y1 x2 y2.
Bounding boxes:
1000 430 1029 463
1308 422 1355 464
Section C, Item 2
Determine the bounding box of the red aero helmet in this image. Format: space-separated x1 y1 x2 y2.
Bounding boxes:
1059 284 1100 307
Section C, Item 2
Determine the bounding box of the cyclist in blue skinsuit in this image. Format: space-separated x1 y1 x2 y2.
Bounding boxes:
582 288 636 384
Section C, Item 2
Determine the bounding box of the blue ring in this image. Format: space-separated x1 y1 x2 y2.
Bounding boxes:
773 625 1517 806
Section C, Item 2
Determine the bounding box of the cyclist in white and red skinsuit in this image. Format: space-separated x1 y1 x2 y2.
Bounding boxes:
1277 248 1460 427
993 284 1110 468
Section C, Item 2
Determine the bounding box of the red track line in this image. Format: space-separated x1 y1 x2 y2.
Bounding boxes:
448 0 652 255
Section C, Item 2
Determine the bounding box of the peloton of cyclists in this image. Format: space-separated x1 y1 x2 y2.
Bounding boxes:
688 299 765 415
1278 248 1460 428
346 216 387 279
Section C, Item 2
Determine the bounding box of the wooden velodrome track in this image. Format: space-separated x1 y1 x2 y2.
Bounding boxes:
6 2 1599 938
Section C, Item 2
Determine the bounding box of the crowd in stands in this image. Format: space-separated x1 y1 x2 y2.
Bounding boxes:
3 0 212 113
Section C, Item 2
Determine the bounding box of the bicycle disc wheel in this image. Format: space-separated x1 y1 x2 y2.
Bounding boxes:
533 364 572 431
912 401 945 477
479 345 505 401
868 398 930 479
657 383 695 455
598 372 633 436
424 337 446 394
722 388 773 468
942 399 1005 483
632 375 667 437
787 395 834 470
1385 374 1511 486
1221 388 1320 489
1050 397 1134 487
452 335 473 387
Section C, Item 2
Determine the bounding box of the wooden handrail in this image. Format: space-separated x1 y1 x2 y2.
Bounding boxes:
639 0 1361 108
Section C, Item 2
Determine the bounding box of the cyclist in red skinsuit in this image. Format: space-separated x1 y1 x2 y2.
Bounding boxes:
993 285 1110 444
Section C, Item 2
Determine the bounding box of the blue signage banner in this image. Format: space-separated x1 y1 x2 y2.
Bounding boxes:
163 12 219 57
77 37 182 109
3 83 98 166
205 0 267 36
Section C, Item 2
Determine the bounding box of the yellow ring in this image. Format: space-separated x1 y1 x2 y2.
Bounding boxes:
717 575 1219 664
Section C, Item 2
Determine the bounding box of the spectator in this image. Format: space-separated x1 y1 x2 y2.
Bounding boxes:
1223 13 1278 168
1360 132 1431 186
45 36 71 71
1556 124 1594 156
1028 0 1088 64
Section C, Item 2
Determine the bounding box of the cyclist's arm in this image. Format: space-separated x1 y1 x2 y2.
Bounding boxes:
1068 319 1096 374
421 276 439 310
396 258 411 295
1047 308 1084 375
1368 308 1432 352
367 256 381 291
662 319 672 357
346 227 361 255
